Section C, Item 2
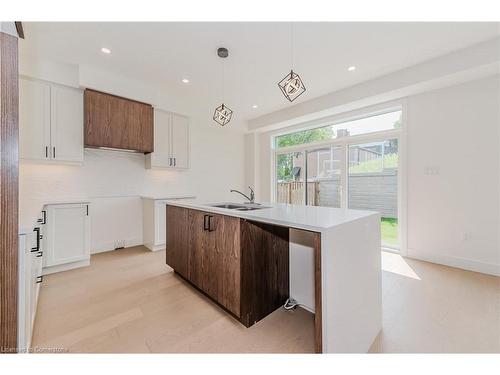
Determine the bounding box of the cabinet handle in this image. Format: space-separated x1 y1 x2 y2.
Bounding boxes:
45 146 48 158
207 215 214 232
36 276 43 284
53 146 56 158
174 158 176 166
203 215 209 231
31 227 40 252
37 210 47 224
168 157 172 166
86 205 89 216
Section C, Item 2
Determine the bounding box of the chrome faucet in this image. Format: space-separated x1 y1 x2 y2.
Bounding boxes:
230 186 255 204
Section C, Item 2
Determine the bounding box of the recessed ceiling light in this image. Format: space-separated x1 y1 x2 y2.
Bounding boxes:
252 105 258 109
181 78 190 84
347 66 356 71
101 47 111 54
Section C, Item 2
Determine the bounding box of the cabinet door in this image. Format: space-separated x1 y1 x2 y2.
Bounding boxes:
202 213 241 316
45 204 90 267
165 205 189 277
214 214 241 316
84 89 153 153
148 109 172 168
19 78 51 160
154 201 167 246
187 209 206 289
50 85 84 162
171 114 189 169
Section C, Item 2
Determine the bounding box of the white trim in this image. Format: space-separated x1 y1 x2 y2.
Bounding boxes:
407 248 500 277
91 237 143 254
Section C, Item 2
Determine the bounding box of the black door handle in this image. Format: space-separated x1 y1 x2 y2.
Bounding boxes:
207 216 214 232
37 210 46 224
36 251 43 258
31 227 40 252
203 215 209 231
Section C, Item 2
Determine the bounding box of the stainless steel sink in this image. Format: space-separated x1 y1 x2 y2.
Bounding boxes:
209 203 269 211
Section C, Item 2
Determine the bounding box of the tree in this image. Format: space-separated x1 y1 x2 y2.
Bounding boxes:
276 127 334 148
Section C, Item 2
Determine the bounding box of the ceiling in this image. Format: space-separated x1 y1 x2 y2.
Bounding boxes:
20 22 500 123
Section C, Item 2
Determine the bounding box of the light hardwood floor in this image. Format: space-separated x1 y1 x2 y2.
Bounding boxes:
31 246 500 353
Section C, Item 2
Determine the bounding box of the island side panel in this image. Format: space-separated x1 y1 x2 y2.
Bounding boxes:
321 213 382 353
314 232 322 354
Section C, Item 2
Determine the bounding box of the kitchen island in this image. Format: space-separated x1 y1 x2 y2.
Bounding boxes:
164 199 381 353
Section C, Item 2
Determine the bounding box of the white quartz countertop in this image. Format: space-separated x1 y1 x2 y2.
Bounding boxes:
141 195 196 201
163 199 378 232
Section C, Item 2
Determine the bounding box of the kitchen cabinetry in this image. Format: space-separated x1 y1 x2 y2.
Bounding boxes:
165 205 289 326
142 196 195 251
18 226 43 351
19 77 84 163
84 89 154 153
43 203 91 275
145 109 189 169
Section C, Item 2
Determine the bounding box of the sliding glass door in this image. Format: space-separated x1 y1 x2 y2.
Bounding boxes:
306 146 344 208
348 139 399 249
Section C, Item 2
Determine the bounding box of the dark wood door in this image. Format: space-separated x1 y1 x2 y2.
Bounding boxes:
187 209 205 289
215 214 241 317
84 89 153 153
165 205 188 278
240 220 289 327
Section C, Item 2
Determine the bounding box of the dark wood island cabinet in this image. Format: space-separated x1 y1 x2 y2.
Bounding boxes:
165 205 289 327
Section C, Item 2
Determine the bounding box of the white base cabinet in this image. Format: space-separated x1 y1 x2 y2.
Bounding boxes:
142 197 194 251
19 77 84 164
18 227 43 352
43 203 91 275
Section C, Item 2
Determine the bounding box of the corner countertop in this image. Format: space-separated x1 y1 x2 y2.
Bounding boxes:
162 199 379 232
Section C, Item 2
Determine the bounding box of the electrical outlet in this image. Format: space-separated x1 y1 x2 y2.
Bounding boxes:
424 166 440 175
114 240 126 249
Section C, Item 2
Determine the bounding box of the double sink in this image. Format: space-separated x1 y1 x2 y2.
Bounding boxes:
209 203 269 211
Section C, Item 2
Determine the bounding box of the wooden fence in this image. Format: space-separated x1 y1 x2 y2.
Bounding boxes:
276 181 319 205
276 171 397 218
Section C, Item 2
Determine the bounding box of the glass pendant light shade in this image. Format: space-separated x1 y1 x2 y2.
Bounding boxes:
213 103 233 126
278 69 306 102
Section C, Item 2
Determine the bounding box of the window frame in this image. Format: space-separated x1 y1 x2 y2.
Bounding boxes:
271 101 407 254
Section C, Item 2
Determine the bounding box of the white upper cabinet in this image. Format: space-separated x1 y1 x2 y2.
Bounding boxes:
146 109 190 169
170 114 190 169
19 77 84 163
19 79 51 160
50 85 84 162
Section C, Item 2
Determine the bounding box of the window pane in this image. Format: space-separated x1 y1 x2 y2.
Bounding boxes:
276 152 305 204
306 147 342 208
275 110 402 149
348 139 399 248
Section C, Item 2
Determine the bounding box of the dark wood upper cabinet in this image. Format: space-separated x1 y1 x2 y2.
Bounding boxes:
84 89 154 153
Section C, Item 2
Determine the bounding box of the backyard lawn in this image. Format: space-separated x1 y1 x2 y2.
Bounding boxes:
381 217 398 247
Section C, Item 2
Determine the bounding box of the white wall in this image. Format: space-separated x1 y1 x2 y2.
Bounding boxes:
251 75 500 276
405 76 499 275
19 56 246 253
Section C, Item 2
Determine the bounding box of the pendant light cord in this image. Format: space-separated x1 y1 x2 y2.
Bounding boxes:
290 22 294 72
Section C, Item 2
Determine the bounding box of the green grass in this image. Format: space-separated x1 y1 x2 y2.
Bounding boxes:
349 153 398 173
381 217 398 247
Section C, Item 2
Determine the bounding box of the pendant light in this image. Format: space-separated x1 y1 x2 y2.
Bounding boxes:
278 23 306 102
213 47 233 126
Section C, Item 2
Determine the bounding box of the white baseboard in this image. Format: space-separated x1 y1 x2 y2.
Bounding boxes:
91 237 143 254
43 259 90 275
144 242 166 252
406 248 500 276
